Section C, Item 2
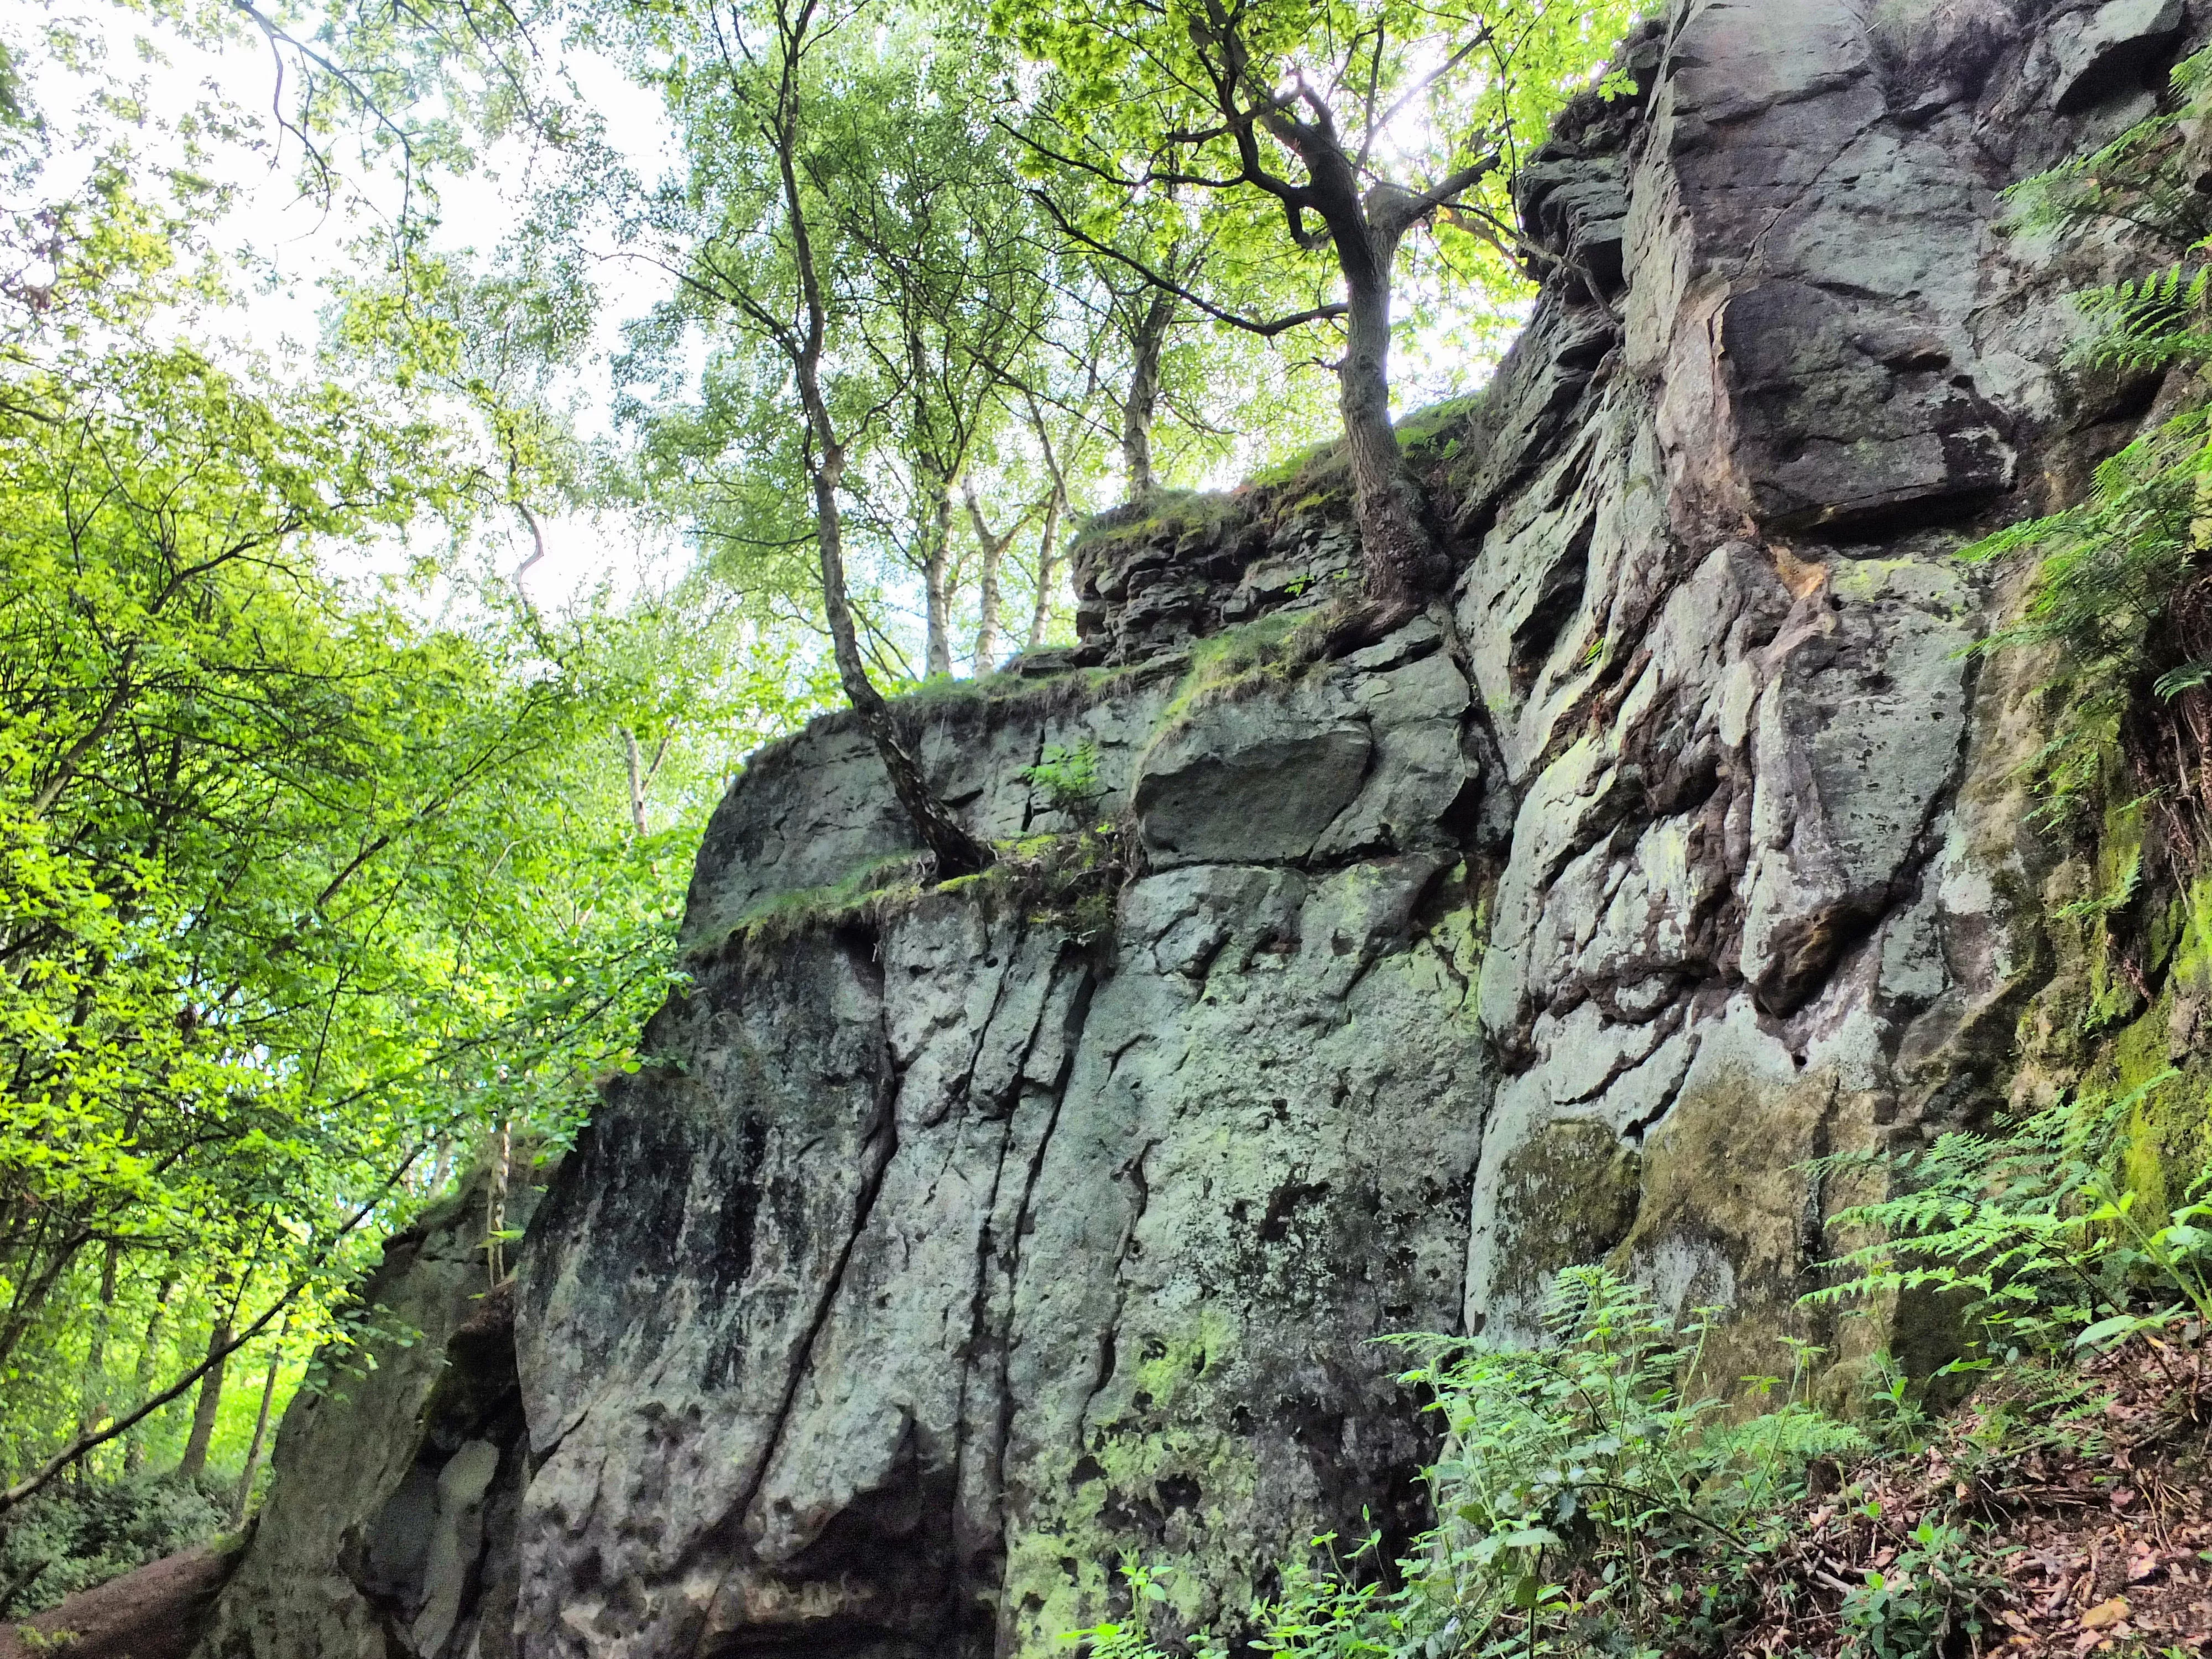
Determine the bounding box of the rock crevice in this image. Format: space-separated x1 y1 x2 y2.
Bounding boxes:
196 2 2208 1654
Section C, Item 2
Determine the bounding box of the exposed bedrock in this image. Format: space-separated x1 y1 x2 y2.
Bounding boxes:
197 2 2206 1655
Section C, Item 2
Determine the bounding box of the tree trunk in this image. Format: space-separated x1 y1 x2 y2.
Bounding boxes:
1121 288 1173 498
769 13 988 882
229 1322 286 1528
484 1118 511 1285
619 727 649 836
123 1272 176 1474
974 541 1002 675
176 1309 231 1480
920 465 956 677
1027 487 1065 652
77 1241 120 1450
813 461 992 878
963 479 1016 674
1334 225 1439 611
920 529 956 677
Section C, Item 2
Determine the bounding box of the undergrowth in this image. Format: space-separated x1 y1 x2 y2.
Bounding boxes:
0 1472 229 1617
1066 1086 2212 1659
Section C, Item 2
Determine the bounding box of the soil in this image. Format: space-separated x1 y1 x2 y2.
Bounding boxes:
0 1542 238 1659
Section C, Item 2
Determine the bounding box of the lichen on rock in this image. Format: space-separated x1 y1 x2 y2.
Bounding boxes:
192 3 2212 1654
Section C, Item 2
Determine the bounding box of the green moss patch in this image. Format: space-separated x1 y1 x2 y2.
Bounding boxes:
707 826 1130 959
1146 609 1332 743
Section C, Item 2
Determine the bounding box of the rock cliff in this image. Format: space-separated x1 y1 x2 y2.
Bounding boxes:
194 2 2208 1655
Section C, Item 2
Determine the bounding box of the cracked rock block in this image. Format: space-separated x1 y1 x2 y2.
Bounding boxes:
1738 557 1975 1013
1464 1111 1647 1345
1717 281 2013 534
1135 705 1374 868
2047 0 2186 112
500 849 1492 1659
199 1 2175 1652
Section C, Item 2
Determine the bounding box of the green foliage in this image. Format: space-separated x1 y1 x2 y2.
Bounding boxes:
0 11 825 1511
0 1472 226 1616
1810 1083 2212 1366
1964 48 2212 837
1834 1516 2002 1659
2007 47 2212 251
997 0 1643 367
1063 1087 2212 1659
612 2 1099 679
1024 741 1102 815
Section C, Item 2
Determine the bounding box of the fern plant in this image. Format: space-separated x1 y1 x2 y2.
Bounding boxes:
1965 48 2212 848
1066 1267 1869 1659
2007 48 2212 251
1024 739 1103 815
1808 1077 2212 1366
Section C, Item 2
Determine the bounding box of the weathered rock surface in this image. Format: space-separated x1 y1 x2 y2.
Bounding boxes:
196 1166 545 1659
199 2 2206 1655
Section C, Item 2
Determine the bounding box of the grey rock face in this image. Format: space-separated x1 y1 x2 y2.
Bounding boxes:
203 1 2198 1654
196 1168 544 1659
2047 0 2187 112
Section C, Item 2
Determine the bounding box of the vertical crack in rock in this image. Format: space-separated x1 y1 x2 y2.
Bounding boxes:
989 957 1098 1500
687 956 906 1658
948 942 1098 1616
1076 1137 1157 1448
194 5 2184 1653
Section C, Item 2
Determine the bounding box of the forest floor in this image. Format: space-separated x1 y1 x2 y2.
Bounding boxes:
1677 1331 2212 1657
0 1541 237 1659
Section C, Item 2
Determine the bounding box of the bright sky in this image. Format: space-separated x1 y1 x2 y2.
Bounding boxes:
16 1 686 614
13 0 1538 634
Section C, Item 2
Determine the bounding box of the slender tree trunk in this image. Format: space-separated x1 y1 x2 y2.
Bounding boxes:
77 1241 121 1452
176 1303 231 1480
769 14 988 880
920 467 963 679
123 1272 176 1474
924 528 953 680
1333 225 1438 611
974 544 1002 675
963 480 1018 674
620 727 649 837
484 1119 511 1285
229 1321 286 1528
812 462 990 876
1027 488 1065 653
1121 288 1173 498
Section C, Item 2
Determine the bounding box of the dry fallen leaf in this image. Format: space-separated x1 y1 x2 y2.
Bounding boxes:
2079 1595 2130 1631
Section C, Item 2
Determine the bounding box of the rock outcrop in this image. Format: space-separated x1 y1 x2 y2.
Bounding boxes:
196 2 2207 1655
197 1167 546 1659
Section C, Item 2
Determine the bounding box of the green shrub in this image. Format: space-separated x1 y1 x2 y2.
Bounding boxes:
1834 1516 2003 1659
0 1472 228 1617
1067 1266 1868 1659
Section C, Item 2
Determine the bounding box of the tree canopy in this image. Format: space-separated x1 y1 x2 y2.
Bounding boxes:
999 0 1639 612
0 0 1632 1564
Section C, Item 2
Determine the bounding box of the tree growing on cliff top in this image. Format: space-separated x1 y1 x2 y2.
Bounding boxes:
998 0 1639 618
617 0 1088 875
